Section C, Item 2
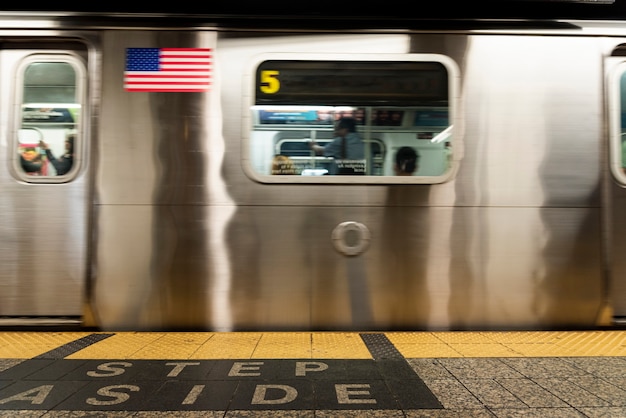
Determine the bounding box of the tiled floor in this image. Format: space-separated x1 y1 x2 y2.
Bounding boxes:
0 331 625 416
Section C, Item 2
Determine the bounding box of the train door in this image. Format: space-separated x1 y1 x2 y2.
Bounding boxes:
0 39 90 325
606 43 626 323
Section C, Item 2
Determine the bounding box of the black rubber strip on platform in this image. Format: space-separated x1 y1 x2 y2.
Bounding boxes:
359 333 404 360
33 333 115 359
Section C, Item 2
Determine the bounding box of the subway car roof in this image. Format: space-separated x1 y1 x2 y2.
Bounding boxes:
1 0 626 31
0 0 623 18
0 1 623 17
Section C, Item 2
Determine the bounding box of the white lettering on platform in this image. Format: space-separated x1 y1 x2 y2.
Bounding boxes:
0 385 53 405
87 362 133 377
336 384 376 404
86 385 140 405
252 384 298 404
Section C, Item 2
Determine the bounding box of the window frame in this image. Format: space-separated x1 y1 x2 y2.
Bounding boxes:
12 53 86 183
243 52 460 184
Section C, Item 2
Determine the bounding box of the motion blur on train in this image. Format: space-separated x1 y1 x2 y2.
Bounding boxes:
2 6 626 331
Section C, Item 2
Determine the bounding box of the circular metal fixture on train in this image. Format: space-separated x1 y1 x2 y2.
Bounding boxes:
331 221 371 256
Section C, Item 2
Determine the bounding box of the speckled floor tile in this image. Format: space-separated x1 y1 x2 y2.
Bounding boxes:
577 407 626 417
437 358 524 380
460 379 527 409
404 410 496 417
225 410 313 417
604 376 626 391
561 357 626 377
314 410 402 417
406 359 456 382
41 412 136 417
532 378 611 407
135 413 224 417
568 376 626 406
489 408 586 417
495 378 569 408
500 357 591 379
417 378 484 410
130 413 169 417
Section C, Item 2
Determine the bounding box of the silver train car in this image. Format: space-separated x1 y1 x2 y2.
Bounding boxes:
2 7 626 331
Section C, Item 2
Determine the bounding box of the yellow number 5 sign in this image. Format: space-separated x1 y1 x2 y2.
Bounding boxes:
260 70 280 94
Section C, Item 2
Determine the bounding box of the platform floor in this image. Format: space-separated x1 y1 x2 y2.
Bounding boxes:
0 330 625 417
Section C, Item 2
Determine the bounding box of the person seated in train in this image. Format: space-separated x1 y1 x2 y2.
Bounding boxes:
393 146 419 176
20 147 42 175
271 155 297 175
39 134 74 175
308 117 365 175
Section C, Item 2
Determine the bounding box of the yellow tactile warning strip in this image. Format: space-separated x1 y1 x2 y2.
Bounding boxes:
387 330 626 357
312 332 371 358
67 332 373 360
0 331 625 360
0 332 93 358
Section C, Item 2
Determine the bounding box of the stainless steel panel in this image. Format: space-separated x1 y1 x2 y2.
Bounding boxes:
92 29 607 330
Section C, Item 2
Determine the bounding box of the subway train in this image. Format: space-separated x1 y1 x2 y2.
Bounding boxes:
3 5 626 332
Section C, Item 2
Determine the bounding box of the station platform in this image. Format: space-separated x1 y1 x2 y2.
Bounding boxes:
0 330 625 417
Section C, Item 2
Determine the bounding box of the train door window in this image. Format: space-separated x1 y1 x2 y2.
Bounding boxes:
610 59 626 183
15 55 85 181
245 53 459 183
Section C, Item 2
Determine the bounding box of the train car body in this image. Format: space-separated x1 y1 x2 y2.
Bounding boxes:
1 10 626 331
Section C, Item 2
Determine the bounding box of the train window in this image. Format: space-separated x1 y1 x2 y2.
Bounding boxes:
245 54 459 183
611 62 626 183
14 55 85 181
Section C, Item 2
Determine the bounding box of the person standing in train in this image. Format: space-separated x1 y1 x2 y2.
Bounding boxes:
308 117 365 174
393 146 419 176
39 134 74 175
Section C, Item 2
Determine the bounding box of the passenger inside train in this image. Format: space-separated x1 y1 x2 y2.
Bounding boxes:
393 146 419 176
250 106 451 179
18 129 76 177
271 154 297 175
19 147 43 175
308 117 365 175
40 134 75 176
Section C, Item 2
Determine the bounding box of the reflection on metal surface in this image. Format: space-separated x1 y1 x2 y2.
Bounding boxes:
204 44 237 330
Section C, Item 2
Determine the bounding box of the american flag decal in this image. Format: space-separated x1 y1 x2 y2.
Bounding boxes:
124 48 212 92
